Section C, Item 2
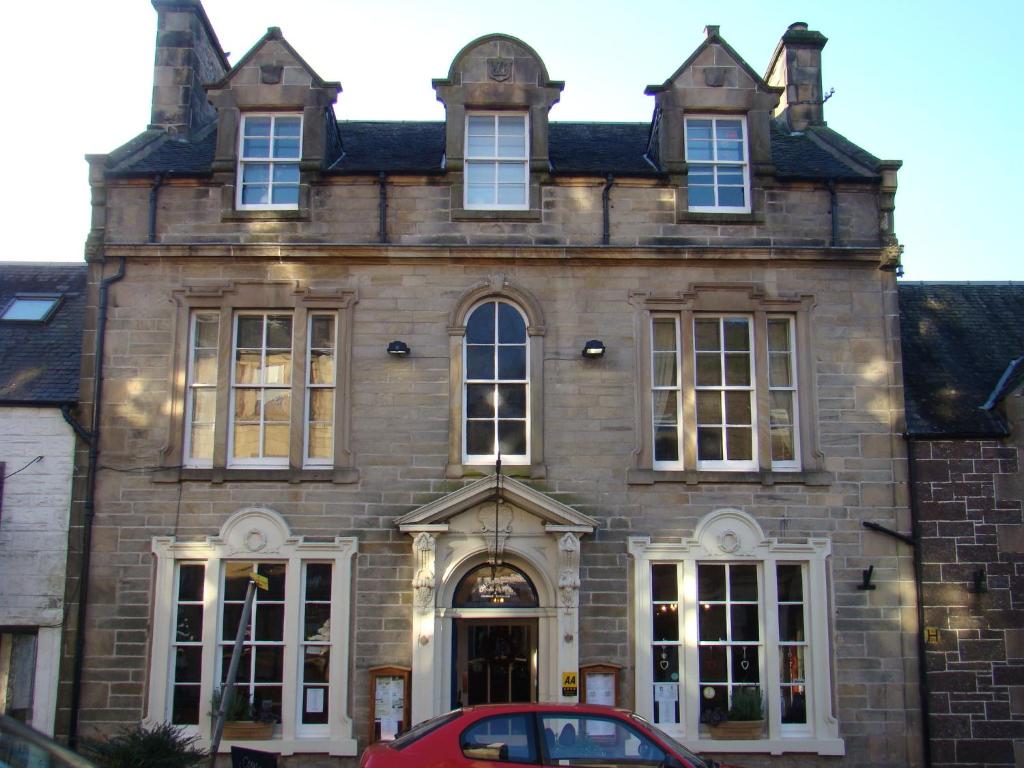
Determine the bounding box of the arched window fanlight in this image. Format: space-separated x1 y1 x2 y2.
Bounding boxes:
453 563 538 608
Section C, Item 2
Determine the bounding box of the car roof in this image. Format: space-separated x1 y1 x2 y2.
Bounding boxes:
461 702 633 716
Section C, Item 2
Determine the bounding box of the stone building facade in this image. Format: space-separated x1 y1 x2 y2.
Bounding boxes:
899 283 1024 768
65 1 916 765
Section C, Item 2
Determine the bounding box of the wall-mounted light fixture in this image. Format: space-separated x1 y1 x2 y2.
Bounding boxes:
386 340 410 357
582 339 606 358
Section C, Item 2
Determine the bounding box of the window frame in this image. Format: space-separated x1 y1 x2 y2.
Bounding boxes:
446 280 546 479
148 507 358 754
236 113 303 212
461 299 531 465
631 285 820 482
684 115 751 214
463 112 530 212
628 509 841 755
170 281 357 481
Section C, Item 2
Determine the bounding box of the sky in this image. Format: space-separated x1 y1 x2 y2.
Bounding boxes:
4 0 1021 280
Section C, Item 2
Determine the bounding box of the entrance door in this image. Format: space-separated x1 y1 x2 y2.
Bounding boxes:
455 620 537 706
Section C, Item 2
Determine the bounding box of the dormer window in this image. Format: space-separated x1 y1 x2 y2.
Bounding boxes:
237 114 302 210
464 113 529 210
684 116 750 213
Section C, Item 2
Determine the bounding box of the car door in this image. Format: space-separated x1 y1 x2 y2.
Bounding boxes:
459 712 541 768
537 712 667 768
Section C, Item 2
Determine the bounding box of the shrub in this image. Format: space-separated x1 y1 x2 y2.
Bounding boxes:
727 686 764 721
80 722 207 768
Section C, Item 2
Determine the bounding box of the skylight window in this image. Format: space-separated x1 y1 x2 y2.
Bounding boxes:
1 295 61 322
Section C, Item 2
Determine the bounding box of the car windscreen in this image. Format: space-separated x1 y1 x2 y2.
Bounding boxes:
390 709 463 751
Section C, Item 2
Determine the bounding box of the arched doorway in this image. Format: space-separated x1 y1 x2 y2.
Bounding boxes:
452 564 539 706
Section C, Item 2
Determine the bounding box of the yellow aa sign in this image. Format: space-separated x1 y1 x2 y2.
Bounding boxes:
561 671 578 697
252 573 269 591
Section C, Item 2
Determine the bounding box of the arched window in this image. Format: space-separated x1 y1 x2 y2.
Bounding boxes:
454 564 539 608
463 300 529 463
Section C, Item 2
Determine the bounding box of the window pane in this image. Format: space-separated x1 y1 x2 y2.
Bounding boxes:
264 351 292 385
768 318 791 350
466 345 494 379
190 425 214 460
259 563 286 600
273 163 300 183
688 185 715 207
307 425 333 459
725 391 751 425
234 352 261 385
467 134 494 156
179 564 205 602
263 424 290 457
698 604 726 641
172 686 201 725
304 604 331 642
193 349 218 386
244 117 271 136
243 139 270 159
264 391 291 421
466 185 494 206
781 685 808 724
275 117 301 137
304 649 330 683
191 388 216 422
309 350 335 385
724 353 750 386
695 353 721 386
497 184 526 205
730 605 759 641
195 314 220 348
726 427 752 460
255 605 284 641
653 606 679 642
466 384 494 418
717 141 744 162
253 686 282 722
497 346 526 379
467 115 494 136
254 647 284 682
234 389 261 422
653 645 679 682
273 137 300 159
652 318 677 352
497 384 526 418
718 185 746 208
497 302 526 343
310 316 335 349
732 647 760 683
466 303 495 343
697 427 723 460
730 565 758 601
174 647 202 684
778 605 805 642
233 424 260 458
696 391 721 424
723 319 749 350
176 605 203 642
303 684 329 724
776 564 804 602
309 389 333 421
271 185 300 206
694 319 720 351
780 646 805 683
241 184 269 205
654 426 679 462
466 421 494 455
698 645 727 680
716 120 743 142
653 351 677 387
498 421 526 456
236 316 263 348
769 353 792 388
242 163 270 183
466 162 496 185
698 564 725 601
497 162 526 183
652 564 677 601
653 391 678 425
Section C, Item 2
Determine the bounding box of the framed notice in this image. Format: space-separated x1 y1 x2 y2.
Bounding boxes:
369 666 410 743
580 663 621 707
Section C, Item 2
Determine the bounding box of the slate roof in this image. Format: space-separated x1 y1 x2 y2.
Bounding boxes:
107 118 880 182
0 263 87 405
899 282 1024 437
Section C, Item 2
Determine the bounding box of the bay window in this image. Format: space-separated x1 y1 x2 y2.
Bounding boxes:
150 508 357 754
629 509 840 754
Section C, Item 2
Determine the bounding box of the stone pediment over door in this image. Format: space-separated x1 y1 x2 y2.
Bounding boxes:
396 474 597 534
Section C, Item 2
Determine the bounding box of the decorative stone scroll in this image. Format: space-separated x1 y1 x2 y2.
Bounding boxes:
558 532 581 608
411 532 436 612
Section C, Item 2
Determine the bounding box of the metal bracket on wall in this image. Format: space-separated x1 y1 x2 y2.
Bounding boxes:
862 520 916 547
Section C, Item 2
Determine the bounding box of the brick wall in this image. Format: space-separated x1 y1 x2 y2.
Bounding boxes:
912 421 1024 767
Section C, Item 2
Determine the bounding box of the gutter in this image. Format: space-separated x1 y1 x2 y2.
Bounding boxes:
148 174 165 243
602 174 614 245
378 172 388 244
68 257 126 748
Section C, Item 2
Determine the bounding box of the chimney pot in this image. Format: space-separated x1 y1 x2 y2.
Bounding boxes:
788 22 809 31
704 25 720 39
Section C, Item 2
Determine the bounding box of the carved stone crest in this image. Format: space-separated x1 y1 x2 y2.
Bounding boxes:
260 64 283 85
487 58 513 82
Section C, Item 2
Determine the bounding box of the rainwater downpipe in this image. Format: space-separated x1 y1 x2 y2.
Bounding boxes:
378 172 388 244
904 435 933 768
828 180 838 247
602 174 614 245
68 257 126 748
148 174 164 243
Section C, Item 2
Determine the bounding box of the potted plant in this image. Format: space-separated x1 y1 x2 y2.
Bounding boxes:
211 687 275 740
704 686 765 740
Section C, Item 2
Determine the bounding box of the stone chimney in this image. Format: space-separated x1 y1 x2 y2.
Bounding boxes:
765 22 828 132
149 0 230 135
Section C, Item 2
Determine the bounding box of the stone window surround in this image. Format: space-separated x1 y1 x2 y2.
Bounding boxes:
446 275 546 479
146 506 358 756
160 279 357 484
628 283 828 486
628 508 843 755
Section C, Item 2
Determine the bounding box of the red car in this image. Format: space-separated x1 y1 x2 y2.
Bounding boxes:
359 703 727 768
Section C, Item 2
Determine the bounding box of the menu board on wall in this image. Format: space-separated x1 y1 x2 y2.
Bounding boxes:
369 666 410 743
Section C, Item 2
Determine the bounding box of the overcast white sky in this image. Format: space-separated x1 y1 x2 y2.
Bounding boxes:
4 0 1021 280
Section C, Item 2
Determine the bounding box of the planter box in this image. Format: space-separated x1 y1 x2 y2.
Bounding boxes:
707 720 764 740
222 721 274 740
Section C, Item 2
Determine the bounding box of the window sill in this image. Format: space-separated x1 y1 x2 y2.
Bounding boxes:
153 467 359 484
680 736 844 756
626 468 831 486
446 462 546 480
221 208 311 222
677 210 765 224
451 208 542 222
